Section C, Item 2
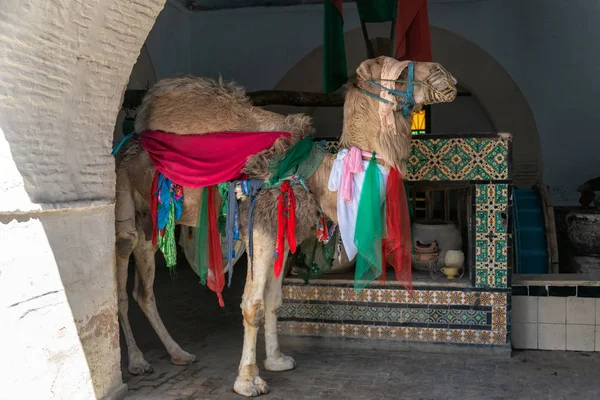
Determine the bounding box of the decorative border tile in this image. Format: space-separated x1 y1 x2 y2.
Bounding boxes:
279 303 490 327
283 285 501 306
405 137 509 181
323 134 510 183
474 184 509 289
280 286 510 346
279 321 500 345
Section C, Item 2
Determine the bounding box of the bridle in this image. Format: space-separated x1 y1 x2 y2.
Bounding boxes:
358 61 417 118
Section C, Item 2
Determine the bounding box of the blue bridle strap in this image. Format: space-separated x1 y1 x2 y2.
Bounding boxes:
361 61 416 118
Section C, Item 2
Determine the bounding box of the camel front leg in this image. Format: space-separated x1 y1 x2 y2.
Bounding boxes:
132 220 196 366
234 238 272 397
263 251 295 372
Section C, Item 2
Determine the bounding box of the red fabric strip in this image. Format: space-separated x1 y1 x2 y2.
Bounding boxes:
150 170 159 246
141 130 291 188
206 186 225 307
274 181 297 278
395 0 432 62
383 167 413 291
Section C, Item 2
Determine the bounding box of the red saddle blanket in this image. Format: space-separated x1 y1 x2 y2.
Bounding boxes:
140 130 291 188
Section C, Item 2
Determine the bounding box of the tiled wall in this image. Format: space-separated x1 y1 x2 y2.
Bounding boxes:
281 134 513 350
323 134 513 290
407 137 510 181
512 286 600 351
279 282 510 347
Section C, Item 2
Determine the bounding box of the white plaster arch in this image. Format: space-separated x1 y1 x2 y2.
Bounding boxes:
0 1 166 398
274 25 541 188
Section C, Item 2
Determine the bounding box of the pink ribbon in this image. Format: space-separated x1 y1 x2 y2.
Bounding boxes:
340 147 364 202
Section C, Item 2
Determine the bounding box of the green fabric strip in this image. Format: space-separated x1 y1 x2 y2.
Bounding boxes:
354 155 384 292
356 0 397 23
157 202 177 269
195 187 209 284
264 137 323 189
323 0 348 93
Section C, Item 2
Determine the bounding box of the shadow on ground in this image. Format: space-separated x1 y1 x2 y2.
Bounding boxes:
121 251 600 399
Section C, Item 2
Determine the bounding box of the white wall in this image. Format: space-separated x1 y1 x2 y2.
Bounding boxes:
142 0 597 205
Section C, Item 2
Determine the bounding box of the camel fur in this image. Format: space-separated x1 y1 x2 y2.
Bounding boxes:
114 56 457 397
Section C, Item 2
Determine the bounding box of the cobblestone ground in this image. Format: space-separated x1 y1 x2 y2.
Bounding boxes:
123 257 600 400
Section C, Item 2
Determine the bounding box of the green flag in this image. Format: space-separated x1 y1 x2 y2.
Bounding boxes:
323 0 348 93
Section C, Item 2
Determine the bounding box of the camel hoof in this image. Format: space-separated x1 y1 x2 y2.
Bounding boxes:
128 359 154 375
233 375 270 397
170 350 196 366
264 353 296 372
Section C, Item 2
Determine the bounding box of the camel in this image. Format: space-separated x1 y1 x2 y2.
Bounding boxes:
114 56 457 397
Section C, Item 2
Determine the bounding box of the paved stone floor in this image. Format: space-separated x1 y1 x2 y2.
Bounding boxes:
122 256 600 399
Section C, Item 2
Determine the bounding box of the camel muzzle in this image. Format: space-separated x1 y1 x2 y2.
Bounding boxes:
422 64 458 105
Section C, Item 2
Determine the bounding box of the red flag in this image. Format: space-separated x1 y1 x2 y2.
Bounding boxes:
395 0 432 62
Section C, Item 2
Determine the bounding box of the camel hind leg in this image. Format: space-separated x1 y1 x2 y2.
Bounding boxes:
131 215 196 366
263 257 295 372
115 168 154 374
234 235 274 397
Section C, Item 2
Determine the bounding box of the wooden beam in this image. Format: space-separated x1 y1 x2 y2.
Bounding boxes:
248 90 344 107
122 89 344 109
122 88 472 110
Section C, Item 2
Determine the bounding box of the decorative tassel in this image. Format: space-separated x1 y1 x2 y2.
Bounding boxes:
274 180 297 277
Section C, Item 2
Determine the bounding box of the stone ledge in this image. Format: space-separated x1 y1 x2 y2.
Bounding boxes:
513 274 600 287
279 334 512 358
0 200 114 216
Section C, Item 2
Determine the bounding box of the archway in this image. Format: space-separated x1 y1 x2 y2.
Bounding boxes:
274 25 541 188
0 1 166 398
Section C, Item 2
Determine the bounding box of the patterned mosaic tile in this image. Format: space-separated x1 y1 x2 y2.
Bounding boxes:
279 303 490 326
283 286 495 307
324 136 510 182
278 321 501 345
405 137 509 181
475 184 509 289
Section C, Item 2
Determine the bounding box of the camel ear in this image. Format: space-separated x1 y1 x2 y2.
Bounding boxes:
356 56 386 81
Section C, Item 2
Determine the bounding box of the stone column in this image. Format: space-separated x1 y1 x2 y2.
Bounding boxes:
0 1 165 399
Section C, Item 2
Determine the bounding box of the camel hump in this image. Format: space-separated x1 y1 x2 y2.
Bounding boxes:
135 76 254 135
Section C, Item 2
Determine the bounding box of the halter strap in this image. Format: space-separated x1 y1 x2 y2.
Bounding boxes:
360 61 416 118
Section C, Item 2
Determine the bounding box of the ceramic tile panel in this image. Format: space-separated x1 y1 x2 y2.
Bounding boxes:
279 321 495 345
323 135 510 182
475 184 509 289
405 136 510 181
280 284 510 346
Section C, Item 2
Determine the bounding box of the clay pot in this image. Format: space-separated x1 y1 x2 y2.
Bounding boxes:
412 220 462 269
444 250 465 268
566 210 600 256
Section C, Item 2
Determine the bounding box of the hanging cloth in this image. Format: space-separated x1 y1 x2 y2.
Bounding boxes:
195 186 226 307
225 181 239 288
150 171 184 268
356 0 397 23
323 0 348 93
328 149 389 261
354 154 385 292
382 167 413 291
266 136 315 187
274 181 297 278
395 0 433 62
141 130 291 188
241 179 264 278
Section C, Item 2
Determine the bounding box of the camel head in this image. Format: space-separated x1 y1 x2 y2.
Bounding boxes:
341 56 457 173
